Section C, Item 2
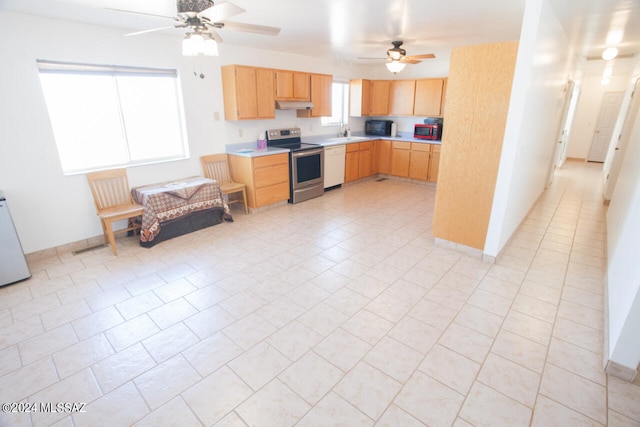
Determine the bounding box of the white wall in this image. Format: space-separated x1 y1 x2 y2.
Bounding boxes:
606 78 640 372
567 75 629 159
0 11 375 254
484 0 574 257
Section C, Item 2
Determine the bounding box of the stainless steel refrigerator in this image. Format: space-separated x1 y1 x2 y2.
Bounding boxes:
0 192 31 286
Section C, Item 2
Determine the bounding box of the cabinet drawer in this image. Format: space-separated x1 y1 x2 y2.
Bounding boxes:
359 141 374 150
431 144 441 153
253 153 288 168
346 143 360 153
255 182 290 206
411 142 430 152
254 163 289 187
392 141 411 150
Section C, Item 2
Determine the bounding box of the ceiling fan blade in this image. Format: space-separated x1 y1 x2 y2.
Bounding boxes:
357 57 387 60
104 7 175 21
205 29 224 42
408 53 436 60
401 58 422 64
199 2 245 22
125 25 177 37
218 21 281 36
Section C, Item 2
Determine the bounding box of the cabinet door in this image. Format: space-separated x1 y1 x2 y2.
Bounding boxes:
256 68 275 119
298 74 332 118
374 140 391 174
390 141 411 177
428 144 441 182
389 80 416 116
293 72 310 100
358 143 374 178
344 144 360 182
275 70 293 99
370 80 390 116
233 66 258 119
413 79 444 116
409 143 430 181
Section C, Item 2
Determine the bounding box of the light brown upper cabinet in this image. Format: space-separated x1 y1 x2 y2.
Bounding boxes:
275 70 310 101
221 65 275 120
349 79 371 117
414 78 445 116
370 80 391 116
389 80 416 116
297 73 333 118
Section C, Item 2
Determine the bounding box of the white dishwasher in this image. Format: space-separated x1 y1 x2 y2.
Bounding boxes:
324 144 346 189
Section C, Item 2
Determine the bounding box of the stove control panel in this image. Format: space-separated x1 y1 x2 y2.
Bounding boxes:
267 128 301 141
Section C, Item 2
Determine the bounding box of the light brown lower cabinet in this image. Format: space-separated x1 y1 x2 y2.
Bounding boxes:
428 144 441 182
228 153 290 208
409 143 430 180
373 140 390 174
380 141 440 182
345 142 374 182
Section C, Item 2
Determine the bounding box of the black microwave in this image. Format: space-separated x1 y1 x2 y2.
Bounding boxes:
365 120 393 136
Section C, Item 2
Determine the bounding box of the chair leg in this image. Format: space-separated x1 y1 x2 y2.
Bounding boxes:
103 219 118 256
241 188 249 214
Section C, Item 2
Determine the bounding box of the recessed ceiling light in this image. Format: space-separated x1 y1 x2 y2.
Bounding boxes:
602 47 619 60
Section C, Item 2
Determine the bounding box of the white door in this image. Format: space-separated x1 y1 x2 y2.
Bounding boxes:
587 92 624 162
604 78 640 200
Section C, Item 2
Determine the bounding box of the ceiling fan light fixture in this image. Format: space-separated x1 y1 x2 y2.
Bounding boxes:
203 36 219 56
182 32 204 56
388 51 402 60
386 61 406 74
602 47 618 60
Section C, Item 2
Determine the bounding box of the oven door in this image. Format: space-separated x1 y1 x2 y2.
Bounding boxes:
290 147 324 203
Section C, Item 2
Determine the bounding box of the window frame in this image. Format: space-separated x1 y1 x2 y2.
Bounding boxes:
321 80 350 127
37 60 190 175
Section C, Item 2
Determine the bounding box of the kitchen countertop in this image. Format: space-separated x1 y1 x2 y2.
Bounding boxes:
226 133 441 158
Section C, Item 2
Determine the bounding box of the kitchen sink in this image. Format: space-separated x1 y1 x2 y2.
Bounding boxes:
236 148 255 153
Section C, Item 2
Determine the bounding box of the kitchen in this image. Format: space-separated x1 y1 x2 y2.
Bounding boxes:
1 2 640 424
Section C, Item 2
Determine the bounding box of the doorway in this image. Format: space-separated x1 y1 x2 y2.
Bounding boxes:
587 91 624 162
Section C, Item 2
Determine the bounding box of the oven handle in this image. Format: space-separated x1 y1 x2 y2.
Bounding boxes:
291 147 324 158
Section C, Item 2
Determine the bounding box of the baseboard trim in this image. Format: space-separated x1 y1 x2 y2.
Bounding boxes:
434 237 494 263
605 360 638 382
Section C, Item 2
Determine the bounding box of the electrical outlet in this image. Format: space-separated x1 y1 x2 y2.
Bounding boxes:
213 111 219 121
238 129 243 137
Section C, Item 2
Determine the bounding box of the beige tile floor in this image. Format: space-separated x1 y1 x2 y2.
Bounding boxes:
1 159 639 426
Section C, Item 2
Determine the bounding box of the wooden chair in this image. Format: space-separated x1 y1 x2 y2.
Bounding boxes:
201 154 248 214
85 168 144 255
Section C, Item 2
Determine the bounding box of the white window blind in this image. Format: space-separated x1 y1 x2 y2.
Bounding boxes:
37 60 189 175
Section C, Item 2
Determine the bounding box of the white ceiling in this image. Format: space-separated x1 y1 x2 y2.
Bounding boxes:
2 0 639 72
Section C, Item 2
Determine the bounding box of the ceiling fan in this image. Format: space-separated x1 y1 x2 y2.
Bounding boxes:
107 0 281 55
359 41 435 73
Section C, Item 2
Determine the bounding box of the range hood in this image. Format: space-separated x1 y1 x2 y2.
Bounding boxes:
275 100 314 110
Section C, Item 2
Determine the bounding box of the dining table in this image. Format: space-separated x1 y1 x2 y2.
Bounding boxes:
131 176 232 247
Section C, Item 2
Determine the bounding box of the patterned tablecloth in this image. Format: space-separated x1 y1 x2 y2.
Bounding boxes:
131 176 232 244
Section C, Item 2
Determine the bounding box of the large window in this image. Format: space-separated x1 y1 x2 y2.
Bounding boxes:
321 81 349 127
37 60 189 175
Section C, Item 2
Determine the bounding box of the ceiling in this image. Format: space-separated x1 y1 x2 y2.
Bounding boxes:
1 0 639 73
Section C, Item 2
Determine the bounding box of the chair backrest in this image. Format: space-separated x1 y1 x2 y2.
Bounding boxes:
86 168 134 212
201 154 233 184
